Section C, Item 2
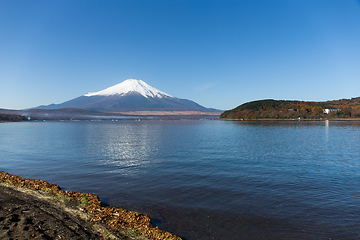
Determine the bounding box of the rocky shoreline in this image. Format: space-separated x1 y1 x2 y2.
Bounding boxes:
0 172 181 240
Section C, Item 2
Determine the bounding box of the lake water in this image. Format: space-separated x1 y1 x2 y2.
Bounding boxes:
1 120 360 239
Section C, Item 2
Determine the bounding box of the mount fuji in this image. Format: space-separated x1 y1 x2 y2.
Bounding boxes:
36 79 218 113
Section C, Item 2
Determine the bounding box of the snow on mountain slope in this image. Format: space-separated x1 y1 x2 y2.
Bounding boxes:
84 79 173 98
33 79 220 113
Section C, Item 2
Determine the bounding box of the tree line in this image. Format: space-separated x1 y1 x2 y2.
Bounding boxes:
0 114 28 122
220 98 360 120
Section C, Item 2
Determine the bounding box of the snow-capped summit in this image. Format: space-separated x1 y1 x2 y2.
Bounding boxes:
84 79 173 98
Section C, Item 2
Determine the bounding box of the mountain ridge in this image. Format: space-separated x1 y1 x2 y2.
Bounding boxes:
35 79 219 113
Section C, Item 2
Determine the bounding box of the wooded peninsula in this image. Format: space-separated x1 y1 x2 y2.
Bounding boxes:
220 97 360 120
0 113 29 122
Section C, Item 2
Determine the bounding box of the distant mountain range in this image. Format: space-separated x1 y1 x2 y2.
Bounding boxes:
220 98 360 120
5 79 359 121
35 79 219 113
0 79 221 120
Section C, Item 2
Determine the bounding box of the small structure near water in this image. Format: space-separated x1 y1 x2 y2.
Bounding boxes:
323 109 341 114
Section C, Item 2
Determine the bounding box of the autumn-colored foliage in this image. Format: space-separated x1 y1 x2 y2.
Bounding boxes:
0 172 181 240
220 97 360 120
0 114 28 122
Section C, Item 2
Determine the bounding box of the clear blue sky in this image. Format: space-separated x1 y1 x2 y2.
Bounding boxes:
1 0 360 110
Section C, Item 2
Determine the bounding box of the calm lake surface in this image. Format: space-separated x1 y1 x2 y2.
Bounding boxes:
1 120 360 239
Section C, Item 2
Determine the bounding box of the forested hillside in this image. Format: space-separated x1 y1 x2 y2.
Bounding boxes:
220 97 360 120
0 114 28 122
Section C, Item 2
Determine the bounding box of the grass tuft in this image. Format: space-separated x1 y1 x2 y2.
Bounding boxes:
55 193 72 202
129 228 142 237
78 197 90 206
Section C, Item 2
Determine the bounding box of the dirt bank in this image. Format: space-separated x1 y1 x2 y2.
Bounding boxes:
0 185 102 240
0 172 181 240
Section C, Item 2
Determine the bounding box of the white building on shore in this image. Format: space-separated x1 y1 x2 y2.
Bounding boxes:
323 109 341 114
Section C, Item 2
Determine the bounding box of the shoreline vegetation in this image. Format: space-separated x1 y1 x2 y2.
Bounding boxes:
220 98 360 120
0 113 29 122
220 117 360 121
0 172 181 240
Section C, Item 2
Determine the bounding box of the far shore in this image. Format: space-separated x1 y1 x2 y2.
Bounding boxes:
3 117 360 123
117 110 221 116
220 118 360 121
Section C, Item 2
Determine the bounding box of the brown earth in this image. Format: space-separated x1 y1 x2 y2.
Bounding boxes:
0 172 181 240
0 185 102 240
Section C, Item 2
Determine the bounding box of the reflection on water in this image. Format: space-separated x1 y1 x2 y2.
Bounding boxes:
89 123 157 175
325 120 329 142
1 120 360 239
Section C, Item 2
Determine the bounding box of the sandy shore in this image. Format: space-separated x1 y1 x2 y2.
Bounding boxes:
0 172 181 240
